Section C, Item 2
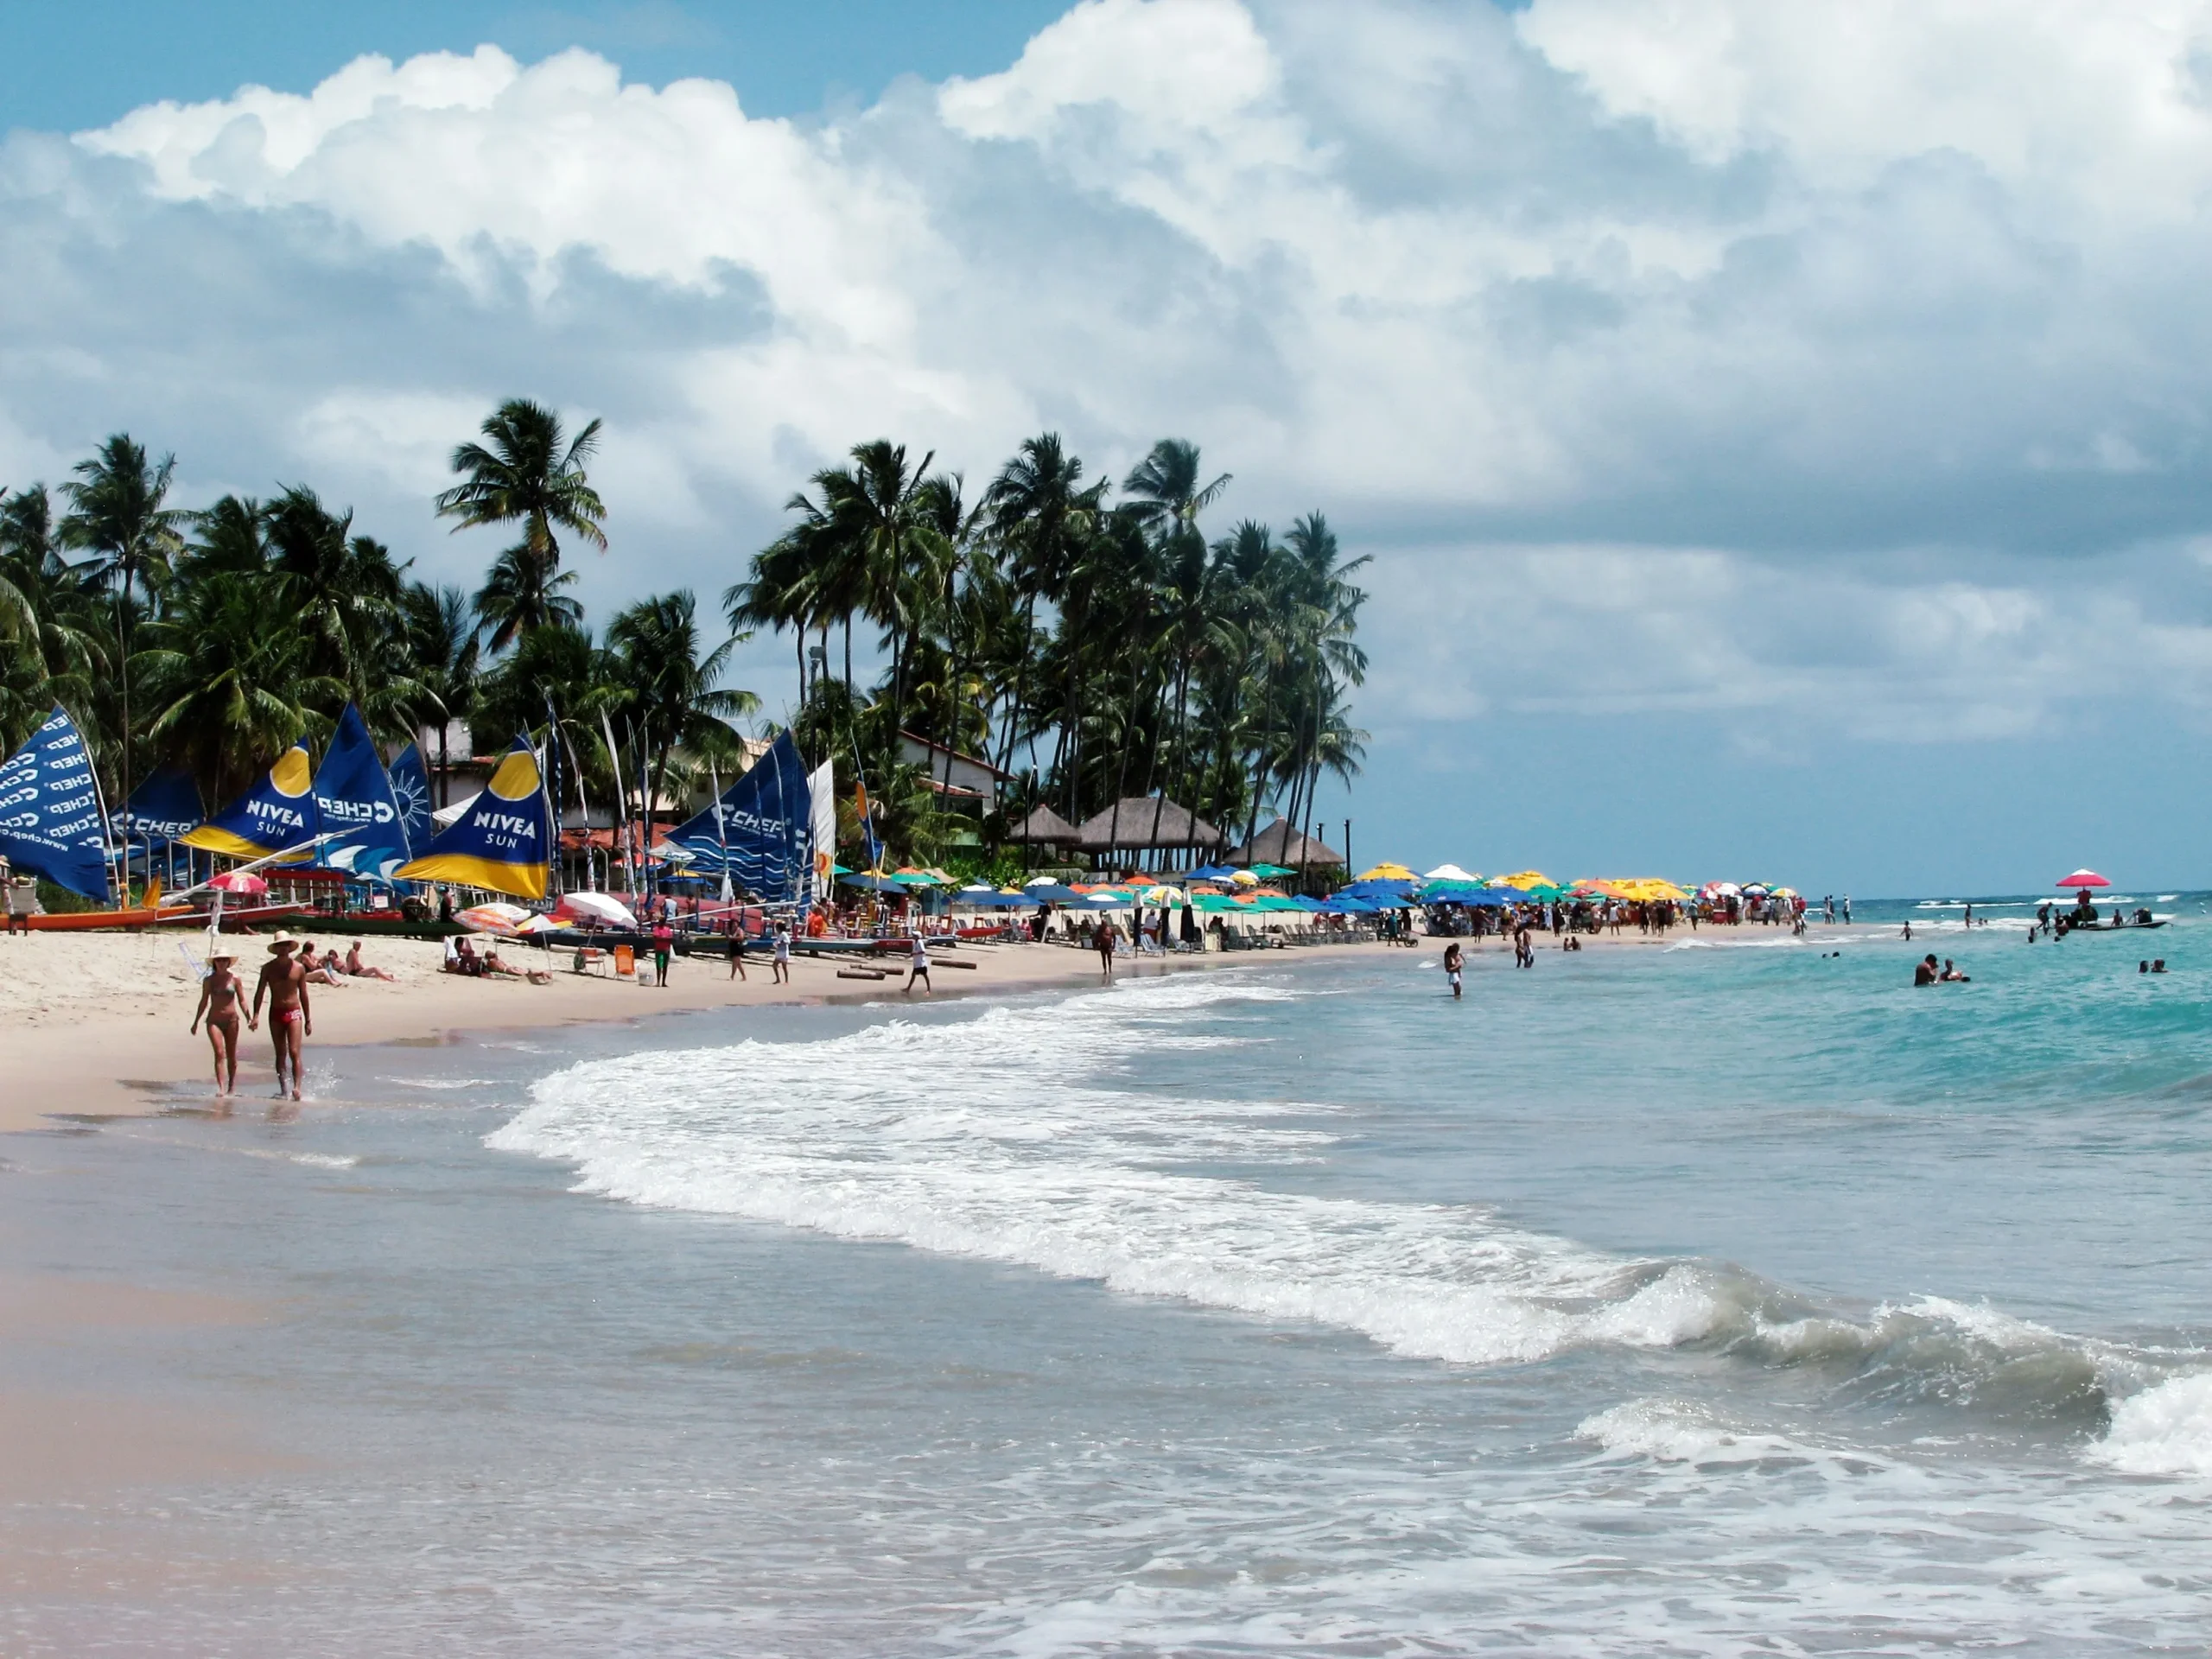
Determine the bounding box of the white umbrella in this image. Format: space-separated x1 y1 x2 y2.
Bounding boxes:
1422 863 1478 883
1025 874 1063 887
557 891 639 930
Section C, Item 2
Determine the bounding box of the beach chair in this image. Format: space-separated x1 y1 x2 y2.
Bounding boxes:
571 946 608 976
613 944 637 980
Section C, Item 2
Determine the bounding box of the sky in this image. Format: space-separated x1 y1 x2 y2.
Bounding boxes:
5 0 2212 896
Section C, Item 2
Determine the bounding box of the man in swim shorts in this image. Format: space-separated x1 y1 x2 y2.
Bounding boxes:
1444 941 1463 1000
1095 916 1117 982
190 945 245 1098
904 931 931 996
251 934 311 1101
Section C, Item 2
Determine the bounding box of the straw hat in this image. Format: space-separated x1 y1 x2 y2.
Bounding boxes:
207 945 237 963
267 932 298 951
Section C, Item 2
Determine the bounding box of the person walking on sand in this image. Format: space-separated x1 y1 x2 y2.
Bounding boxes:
651 918 673 987
1444 941 1463 1001
772 922 791 985
904 931 932 996
728 923 748 982
1096 916 1118 982
251 935 311 1101
190 946 245 1098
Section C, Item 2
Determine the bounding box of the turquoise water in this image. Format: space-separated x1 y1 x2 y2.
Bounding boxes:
8 914 2212 1654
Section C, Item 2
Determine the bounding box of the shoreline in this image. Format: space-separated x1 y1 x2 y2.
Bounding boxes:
1 920 1902 1137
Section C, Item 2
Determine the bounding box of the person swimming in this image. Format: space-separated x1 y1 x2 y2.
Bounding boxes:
1914 953 1940 986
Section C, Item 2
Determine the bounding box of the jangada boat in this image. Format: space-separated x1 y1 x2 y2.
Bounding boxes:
26 899 313 932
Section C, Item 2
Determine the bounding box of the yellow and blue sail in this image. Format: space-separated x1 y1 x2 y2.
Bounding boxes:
395 738 550 899
180 742 320 861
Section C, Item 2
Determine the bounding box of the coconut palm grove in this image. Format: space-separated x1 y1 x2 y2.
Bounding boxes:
0 399 1367 881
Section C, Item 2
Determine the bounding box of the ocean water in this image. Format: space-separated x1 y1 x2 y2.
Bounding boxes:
9 915 2212 1655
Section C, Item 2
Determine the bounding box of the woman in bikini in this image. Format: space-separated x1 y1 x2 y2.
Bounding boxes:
190 946 246 1099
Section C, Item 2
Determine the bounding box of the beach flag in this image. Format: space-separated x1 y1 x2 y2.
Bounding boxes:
388 741 431 856
806 758 836 905
181 741 320 861
312 705 412 883
395 737 550 899
0 706 112 901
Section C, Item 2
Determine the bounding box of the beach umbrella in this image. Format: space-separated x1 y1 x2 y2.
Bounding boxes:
1186 863 1238 883
205 870 268 896
518 913 572 935
1230 869 1261 887
1024 874 1064 887
1523 883 1569 902
1020 882 1083 904
2056 869 2110 888
455 901 531 936
1356 861 1419 882
840 872 911 894
1077 890 1133 907
1247 862 1295 879
1422 863 1479 883
556 891 638 930
1141 885 1188 906
1491 869 1552 890
1703 881 1741 898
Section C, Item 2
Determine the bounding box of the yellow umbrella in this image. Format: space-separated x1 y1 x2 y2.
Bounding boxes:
1491 869 1552 890
1141 885 1188 906
1355 861 1418 881
1230 869 1262 887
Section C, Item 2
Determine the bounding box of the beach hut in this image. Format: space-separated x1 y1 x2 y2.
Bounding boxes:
1008 804 1083 849
1072 796 1226 870
1225 818 1345 875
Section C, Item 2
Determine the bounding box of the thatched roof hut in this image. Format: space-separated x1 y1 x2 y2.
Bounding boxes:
1226 818 1345 869
1008 803 1084 846
1073 796 1226 852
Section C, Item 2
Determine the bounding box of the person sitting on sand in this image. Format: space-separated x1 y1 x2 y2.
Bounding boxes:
190 945 245 1098
250 935 311 1101
344 941 396 982
444 936 485 976
1914 953 1940 986
481 947 551 985
1940 958 1970 982
296 941 346 986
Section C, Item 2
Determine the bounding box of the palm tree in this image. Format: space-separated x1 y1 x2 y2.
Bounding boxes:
138 569 342 804
435 398 607 647
58 434 188 816
605 590 760 845
474 543 583 651
0 486 103 752
1120 441 1230 851
401 583 482 806
982 433 1107 804
264 485 419 723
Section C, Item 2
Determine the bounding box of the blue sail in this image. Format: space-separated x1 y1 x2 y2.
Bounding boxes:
661 731 812 901
181 742 320 861
388 741 431 857
111 766 204 857
0 707 111 901
313 705 411 883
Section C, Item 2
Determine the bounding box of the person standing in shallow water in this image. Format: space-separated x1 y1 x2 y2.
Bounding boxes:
251 935 311 1102
1444 941 1463 1000
190 946 245 1099
1095 917 1117 982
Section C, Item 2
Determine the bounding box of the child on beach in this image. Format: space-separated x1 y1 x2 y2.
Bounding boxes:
772 924 791 984
189 945 245 1097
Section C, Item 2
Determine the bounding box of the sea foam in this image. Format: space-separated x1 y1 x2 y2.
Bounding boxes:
490 973 1730 1369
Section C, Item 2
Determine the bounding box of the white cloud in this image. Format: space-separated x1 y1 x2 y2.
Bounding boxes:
3 0 2211 757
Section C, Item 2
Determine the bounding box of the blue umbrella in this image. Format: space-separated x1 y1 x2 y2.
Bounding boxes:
1186 863 1239 883
1020 883 1083 904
